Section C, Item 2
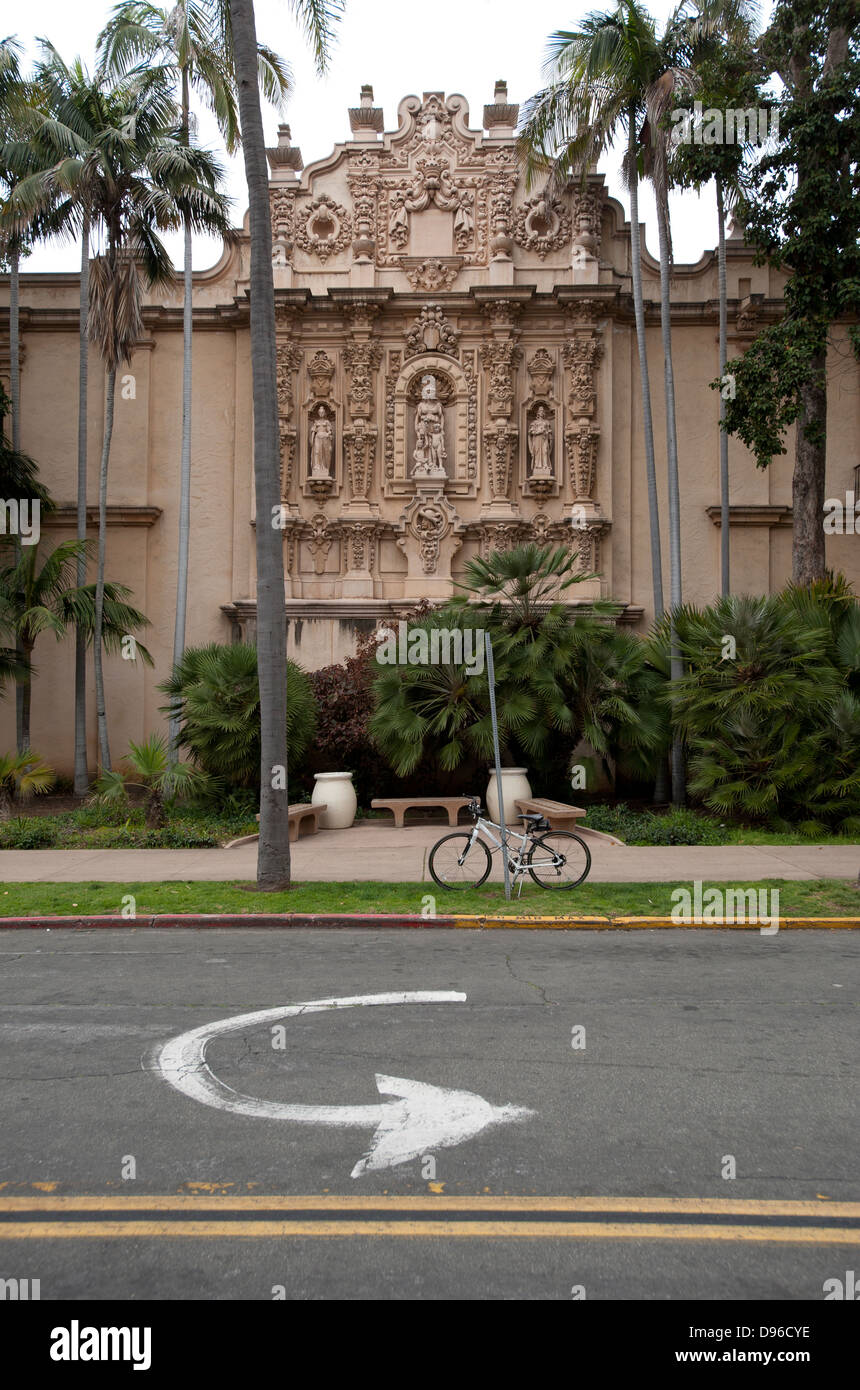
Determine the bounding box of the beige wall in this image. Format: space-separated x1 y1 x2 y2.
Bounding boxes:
2 85 858 776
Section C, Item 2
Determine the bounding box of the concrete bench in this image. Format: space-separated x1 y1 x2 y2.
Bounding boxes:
371 796 475 828
514 797 586 832
254 804 327 843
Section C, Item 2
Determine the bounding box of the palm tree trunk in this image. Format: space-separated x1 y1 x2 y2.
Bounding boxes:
170 72 194 763
792 347 827 585
94 366 116 772
9 240 20 454
716 178 729 596
74 213 91 795
655 191 685 806
627 112 663 621
20 639 33 754
230 0 291 890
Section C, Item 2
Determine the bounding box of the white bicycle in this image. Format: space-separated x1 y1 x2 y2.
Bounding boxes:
428 797 591 892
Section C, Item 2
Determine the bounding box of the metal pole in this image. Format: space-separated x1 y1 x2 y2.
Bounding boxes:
485 631 511 901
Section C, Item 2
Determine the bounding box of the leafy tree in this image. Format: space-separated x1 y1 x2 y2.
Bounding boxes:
96 732 202 828
722 0 860 584
159 641 316 790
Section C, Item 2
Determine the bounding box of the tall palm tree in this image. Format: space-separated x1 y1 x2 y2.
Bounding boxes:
522 0 744 805
0 36 27 456
222 0 342 891
519 2 665 621
97 2 288 762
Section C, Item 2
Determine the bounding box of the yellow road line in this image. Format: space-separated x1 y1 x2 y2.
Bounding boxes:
1 1194 858 1216
1 1220 858 1243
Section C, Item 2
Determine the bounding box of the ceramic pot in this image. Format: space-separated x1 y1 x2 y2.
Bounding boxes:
486 767 532 824
312 772 357 829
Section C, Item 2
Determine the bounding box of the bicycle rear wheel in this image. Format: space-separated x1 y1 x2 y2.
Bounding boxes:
429 832 492 889
527 831 591 888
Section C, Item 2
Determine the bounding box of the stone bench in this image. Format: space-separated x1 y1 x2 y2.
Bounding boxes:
254 804 327 843
513 797 586 832
371 796 476 828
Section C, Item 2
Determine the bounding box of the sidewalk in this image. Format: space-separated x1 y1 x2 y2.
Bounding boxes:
0 821 858 882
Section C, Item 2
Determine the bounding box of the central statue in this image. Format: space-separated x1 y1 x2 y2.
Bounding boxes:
412 374 447 477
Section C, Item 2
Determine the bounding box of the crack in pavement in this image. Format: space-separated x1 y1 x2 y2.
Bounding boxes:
504 952 556 1005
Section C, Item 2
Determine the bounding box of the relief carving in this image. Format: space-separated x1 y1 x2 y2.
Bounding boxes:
513 193 572 259
412 375 448 478
294 193 352 261
405 303 460 358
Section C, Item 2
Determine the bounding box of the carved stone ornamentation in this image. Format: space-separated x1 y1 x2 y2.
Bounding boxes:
344 339 382 420
308 405 335 498
348 174 379 260
572 519 609 575
294 194 352 261
513 194 572 259
483 425 518 503
477 521 528 560
270 188 296 259
276 342 301 417
343 421 377 502
566 422 601 500
307 350 336 400
563 336 603 416
402 257 460 291
412 374 447 478
305 513 334 574
405 304 460 358
480 338 521 419
570 189 603 257
384 350 402 480
397 492 462 575
341 522 377 574
279 421 297 497
526 349 555 401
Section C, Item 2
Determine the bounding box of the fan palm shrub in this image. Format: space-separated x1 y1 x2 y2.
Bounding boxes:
0 748 53 819
95 732 202 828
159 642 316 790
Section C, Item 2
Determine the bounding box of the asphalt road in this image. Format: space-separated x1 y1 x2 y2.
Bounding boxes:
0 927 858 1301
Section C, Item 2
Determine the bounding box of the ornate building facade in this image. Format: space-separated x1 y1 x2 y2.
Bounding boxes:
2 84 859 772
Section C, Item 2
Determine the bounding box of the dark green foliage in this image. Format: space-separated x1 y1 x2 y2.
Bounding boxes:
651 579 860 828
158 642 316 790
585 802 726 845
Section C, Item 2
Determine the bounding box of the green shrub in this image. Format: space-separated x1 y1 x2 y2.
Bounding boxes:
159 643 317 790
585 803 725 846
0 816 60 848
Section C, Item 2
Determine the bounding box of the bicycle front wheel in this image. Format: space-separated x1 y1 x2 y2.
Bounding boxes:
429 832 492 889
527 831 591 889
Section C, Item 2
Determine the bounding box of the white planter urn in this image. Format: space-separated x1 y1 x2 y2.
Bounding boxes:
312 772 357 829
486 767 532 825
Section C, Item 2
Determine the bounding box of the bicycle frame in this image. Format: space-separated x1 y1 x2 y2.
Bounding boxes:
461 815 567 895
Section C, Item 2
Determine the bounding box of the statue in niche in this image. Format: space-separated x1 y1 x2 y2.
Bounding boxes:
528 406 554 477
389 190 409 246
412 375 447 478
310 406 334 478
454 190 475 243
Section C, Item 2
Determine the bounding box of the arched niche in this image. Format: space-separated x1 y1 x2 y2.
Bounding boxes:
384 351 477 499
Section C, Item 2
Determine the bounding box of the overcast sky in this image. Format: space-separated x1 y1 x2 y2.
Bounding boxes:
14 0 773 274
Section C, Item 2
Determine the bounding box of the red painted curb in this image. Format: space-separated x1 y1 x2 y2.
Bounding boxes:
0 913 458 930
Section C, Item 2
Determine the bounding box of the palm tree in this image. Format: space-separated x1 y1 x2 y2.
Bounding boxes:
17 64 230 769
0 536 152 752
0 748 53 820
519 2 665 621
0 35 28 456
97 2 288 762
521 1 745 805
222 0 342 890
670 19 763 597
95 731 202 828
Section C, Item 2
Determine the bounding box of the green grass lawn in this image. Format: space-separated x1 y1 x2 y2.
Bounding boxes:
1 878 858 918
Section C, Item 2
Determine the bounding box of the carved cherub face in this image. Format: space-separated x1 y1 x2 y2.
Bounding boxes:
317 406 326 418
421 376 437 400
536 406 547 419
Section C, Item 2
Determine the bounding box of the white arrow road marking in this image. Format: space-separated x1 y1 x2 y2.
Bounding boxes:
153 991 534 1177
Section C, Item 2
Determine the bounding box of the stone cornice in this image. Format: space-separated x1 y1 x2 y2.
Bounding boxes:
706 505 793 528
46 505 162 528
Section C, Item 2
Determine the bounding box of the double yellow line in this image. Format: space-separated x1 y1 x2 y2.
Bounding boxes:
1 1194 859 1243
